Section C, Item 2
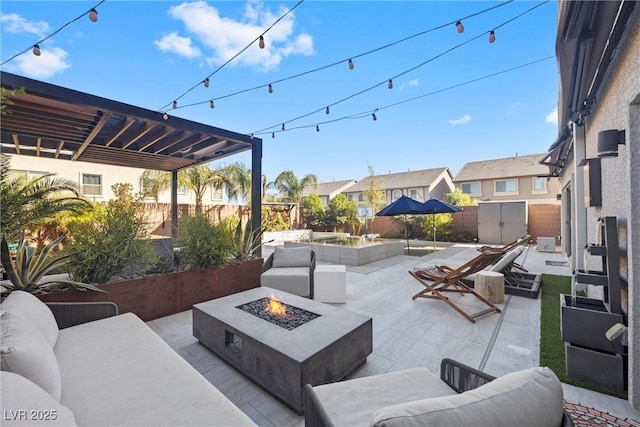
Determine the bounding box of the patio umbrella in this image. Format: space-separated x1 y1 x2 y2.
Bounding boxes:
376 195 433 254
422 198 461 250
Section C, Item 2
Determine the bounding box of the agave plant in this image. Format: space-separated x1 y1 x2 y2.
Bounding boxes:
0 233 103 298
232 219 272 261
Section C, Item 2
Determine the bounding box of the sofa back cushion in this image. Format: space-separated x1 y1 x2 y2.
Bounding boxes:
0 371 76 426
272 246 312 268
370 367 564 427
0 291 59 347
0 311 62 402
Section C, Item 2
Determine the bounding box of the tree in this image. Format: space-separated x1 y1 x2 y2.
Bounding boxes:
445 188 477 206
327 194 358 230
302 193 326 227
0 154 91 240
269 171 317 227
363 165 386 212
221 162 252 218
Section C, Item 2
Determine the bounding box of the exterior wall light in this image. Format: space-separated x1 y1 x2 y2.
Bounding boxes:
597 129 626 158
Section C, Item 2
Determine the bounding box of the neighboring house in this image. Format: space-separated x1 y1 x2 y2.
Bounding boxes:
302 179 357 207
343 168 454 205
541 1 639 409
454 153 561 204
6 155 231 206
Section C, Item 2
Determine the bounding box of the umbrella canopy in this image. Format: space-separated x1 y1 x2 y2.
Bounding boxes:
422 198 462 249
376 195 433 254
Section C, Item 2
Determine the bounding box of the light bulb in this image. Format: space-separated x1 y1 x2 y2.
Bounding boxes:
348 58 354 70
271 132 275 138
388 79 393 89
372 113 377 121
163 113 168 120
250 133 254 139
32 44 41 56
172 100 177 109
489 30 496 43
268 84 273 94
203 78 210 88
456 21 464 33
210 100 215 109
259 36 265 49
89 8 98 22
281 123 285 131
316 125 320 132
326 106 330 115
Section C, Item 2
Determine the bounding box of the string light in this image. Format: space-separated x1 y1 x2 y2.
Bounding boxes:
388 79 393 89
259 36 265 49
268 84 273 94
89 8 98 22
348 59 354 70
489 30 496 43
1 0 105 66
456 20 464 33
210 100 215 109
372 112 377 121
32 44 41 56
203 78 210 88
325 106 330 114
281 123 285 131
271 132 275 138
163 113 169 120
172 100 177 109
316 125 320 132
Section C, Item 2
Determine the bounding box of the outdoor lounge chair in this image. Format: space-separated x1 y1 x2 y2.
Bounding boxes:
477 234 531 272
409 250 503 323
261 246 316 298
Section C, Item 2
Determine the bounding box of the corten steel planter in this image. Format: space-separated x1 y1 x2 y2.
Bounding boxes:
38 258 262 321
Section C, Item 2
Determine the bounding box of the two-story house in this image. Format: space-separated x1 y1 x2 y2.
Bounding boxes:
302 179 357 208
342 167 455 205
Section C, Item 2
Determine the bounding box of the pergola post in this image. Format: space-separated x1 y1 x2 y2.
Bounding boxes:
171 170 178 238
251 138 263 257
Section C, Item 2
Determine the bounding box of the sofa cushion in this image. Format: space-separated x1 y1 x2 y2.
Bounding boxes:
0 371 76 426
261 268 311 297
0 291 59 347
54 312 256 426
312 368 456 426
0 311 62 402
272 246 311 268
370 366 564 427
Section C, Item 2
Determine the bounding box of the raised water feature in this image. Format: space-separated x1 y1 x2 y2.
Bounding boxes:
285 235 405 266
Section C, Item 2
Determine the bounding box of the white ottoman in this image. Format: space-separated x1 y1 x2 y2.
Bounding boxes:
314 265 347 303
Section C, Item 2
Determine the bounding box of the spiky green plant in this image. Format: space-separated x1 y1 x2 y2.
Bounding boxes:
232 219 271 261
0 233 103 298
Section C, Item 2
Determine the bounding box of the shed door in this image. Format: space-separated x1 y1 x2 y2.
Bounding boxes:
478 202 527 244
501 201 527 244
478 203 502 244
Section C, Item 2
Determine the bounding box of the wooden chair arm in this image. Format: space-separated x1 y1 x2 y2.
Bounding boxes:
46 302 118 329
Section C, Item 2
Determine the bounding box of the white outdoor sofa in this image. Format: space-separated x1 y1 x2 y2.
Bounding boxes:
0 291 256 426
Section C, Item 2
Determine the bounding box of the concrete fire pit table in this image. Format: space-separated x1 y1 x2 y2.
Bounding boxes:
192 287 373 414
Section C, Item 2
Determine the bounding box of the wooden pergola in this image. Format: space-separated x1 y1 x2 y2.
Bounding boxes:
0 71 263 235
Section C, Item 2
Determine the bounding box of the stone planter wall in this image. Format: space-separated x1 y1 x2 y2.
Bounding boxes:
38 258 263 321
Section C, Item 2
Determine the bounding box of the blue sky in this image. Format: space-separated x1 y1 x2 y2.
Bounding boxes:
0 0 560 183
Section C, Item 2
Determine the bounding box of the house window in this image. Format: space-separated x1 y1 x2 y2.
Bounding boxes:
392 189 402 201
9 170 46 179
494 179 518 195
210 186 223 202
461 182 481 195
347 194 355 201
178 184 187 195
532 177 547 194
357 193 365 202
82 174 102 196
409 189 423 201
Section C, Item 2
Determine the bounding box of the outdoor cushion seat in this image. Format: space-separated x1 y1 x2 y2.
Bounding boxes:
261 246 316 298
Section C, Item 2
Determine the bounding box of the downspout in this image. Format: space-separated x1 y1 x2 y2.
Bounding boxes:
572 122 587 271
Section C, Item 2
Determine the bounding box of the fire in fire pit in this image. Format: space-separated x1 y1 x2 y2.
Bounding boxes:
237 297 321 330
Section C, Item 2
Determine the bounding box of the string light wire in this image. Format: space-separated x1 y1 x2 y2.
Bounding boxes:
0 0 106 66
158 0 305 112
252 0 550 135
253 56 554 137
163 0 515 113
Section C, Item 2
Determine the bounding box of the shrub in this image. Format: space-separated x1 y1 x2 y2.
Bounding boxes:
66 184 154 284
302 193 326 227
177 215 235 269
421 213 454 241
261 206 289 231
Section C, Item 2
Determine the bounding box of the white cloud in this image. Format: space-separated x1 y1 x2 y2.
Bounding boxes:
13 47 71 78
448 114 471 125
162 0 314 71
0 13 49 36
545 106 558 126
154 32 201 58
399 78 419 90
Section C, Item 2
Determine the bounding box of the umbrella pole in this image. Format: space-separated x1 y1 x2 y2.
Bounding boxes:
433 213 436 251
405 214 410 255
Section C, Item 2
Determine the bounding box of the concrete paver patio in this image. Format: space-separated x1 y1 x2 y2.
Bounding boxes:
148 242 640 426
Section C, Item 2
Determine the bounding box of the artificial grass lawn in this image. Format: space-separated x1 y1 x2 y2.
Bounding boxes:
539 274 627 399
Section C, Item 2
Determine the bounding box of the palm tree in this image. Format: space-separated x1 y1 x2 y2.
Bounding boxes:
0 154 91 240
269 170 317 228
139 165 230 215
221 162 252 218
